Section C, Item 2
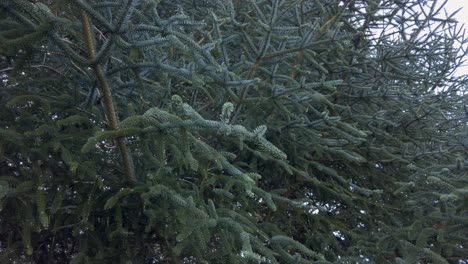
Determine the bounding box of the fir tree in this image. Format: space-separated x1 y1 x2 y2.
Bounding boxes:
0 0 467 263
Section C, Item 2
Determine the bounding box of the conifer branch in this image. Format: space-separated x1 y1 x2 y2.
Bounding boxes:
289 0 355 78
229 0 277 124
2 0 466 261
80 11 134 186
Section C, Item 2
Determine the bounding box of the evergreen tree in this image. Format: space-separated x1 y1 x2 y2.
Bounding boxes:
0 0 467 263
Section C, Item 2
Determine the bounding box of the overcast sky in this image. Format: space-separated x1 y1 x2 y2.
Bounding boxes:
445 1 468 25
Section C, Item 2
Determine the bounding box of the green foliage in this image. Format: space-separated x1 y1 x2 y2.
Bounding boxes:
1 0 467 263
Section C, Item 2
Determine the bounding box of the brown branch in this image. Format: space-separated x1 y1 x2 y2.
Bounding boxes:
80 11 134 186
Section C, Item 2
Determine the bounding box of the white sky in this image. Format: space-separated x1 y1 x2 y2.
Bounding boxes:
445 1 468 25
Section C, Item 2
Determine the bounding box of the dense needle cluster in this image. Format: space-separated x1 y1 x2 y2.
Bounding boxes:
0 0 467 263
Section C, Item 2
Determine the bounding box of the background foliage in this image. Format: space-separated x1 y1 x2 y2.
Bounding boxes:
0 0 467 263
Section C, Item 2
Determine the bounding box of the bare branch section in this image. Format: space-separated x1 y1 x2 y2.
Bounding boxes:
80 11 134 186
